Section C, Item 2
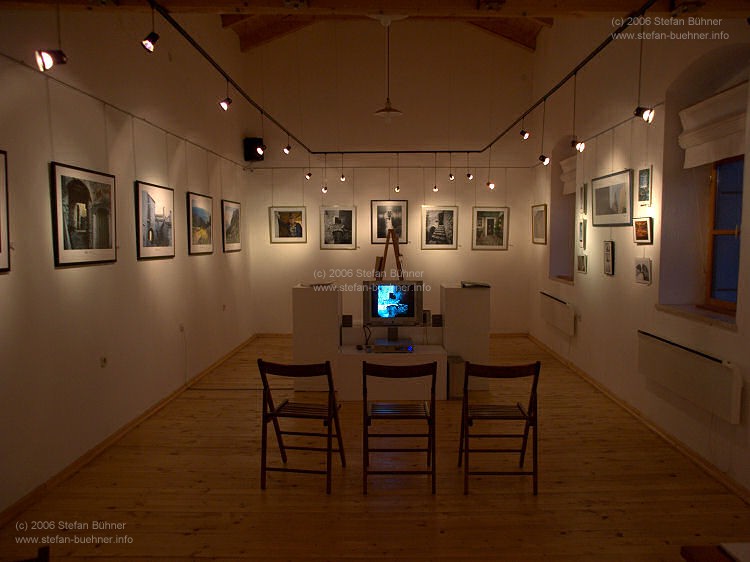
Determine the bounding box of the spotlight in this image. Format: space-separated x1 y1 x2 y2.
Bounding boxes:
340 173 346 182
487 181 495 190
433 185 439 192
321 185 328 194
394 185 400 193
305 171 312 180
448 172 455 181
141 31 160 53
571 139 585 153
634 106 655 123
256 144 266 156
34 49 67 72
283 144 292 155
539 154 550 166
219 97 232 111
520 129 530 140
466 172 474 181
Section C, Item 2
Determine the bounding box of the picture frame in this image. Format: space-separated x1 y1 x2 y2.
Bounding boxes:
50 161 116 266
421 205 458 249
633 217 653 245
371 200 407 244
577 254 588 274
221 199 241 253
187 191 213 255
270 206 307 243
638 167 652 206
578 218 587 250
472 206 509 250
592 169 633 227
531 204 547 245
635 257 653 285
320 206 356 250
603 240 615 276
0 150 9 272
579 182 588 215
135 181 174 260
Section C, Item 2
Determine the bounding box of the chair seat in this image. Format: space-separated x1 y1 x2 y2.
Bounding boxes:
467 403 526 420
277 401 329 418
369 402 429 419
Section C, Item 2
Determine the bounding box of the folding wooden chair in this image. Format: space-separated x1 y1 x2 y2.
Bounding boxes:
458 361 540 494
362 361 437 494
257 359 345 494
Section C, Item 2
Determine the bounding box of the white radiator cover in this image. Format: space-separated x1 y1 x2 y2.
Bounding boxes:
540 292 575 337
638 331 743 424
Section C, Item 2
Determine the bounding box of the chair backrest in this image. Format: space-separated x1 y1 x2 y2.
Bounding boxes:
464 361 541 415
362 361 437 401
257 359 336 396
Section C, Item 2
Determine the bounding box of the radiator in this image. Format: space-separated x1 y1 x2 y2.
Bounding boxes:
539 292 575 336
637 330 743 424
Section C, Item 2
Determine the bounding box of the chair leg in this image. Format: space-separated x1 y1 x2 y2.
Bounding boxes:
430 418 436 495
271 415 287 463
326 413 333 495
532 420 538 495
457 402 466 467
519 417 531 468
333 405 346 467
363 412 369 495
260 415 268 490
463 417 470 495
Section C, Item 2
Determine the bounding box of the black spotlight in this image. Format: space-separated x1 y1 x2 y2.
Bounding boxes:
243 137 265 161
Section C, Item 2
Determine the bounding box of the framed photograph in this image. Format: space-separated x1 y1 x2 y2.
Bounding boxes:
577 254 588 274
592 169 633 226
633 217 653 245
50 161 116 266
578 218 587 250
421 205 458 249
579 182 588 215
270 206 307 243
320 206 356 250
531 204 547 245
221 199 241 252
603 240 615 276
135 181 174 260
0 150 9 272
472 207 509 250
638 167 652 206
371 200 407 244
187 191 213 254
635 257 653 285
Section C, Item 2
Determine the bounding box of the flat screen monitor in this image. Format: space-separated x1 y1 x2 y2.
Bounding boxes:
362 280 423 328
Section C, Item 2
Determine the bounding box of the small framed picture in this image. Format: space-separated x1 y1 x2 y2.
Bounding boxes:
472 207 509 250
579 182 588 215
421 205 458 249
604 240 615 276
592 169 633 227
638 167 652 206
531 204 547 245
371 200 407 244
320 206 356 250
221 199 241 252
635 257 653 285
0 150 9 272
135 181 174 260
51 161 117 266
577 254 588 274
633 217 653 245
270 206 306 243
578 218 587 250
187 191 213 254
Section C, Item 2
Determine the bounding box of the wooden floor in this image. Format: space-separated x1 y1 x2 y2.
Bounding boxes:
2 335 749 561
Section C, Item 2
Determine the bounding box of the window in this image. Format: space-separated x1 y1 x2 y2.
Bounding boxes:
706 156 743 312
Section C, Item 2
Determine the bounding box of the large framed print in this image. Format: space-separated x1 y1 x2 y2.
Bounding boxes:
270 206 306 243
371 200 407 244
0 150 9 272
422 205 457 249
320 206 355 250
592 169 633 226
135 181 174 259
531 204 547 245
221 199 241 252
472 206 508 250
51 161 116 266
187 191 213 254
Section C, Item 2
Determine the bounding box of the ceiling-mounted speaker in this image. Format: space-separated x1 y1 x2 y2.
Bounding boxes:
243 137 264 161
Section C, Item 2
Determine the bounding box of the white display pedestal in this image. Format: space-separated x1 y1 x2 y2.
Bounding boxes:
441 283 491 395
292 284 341 391
336 345 448 401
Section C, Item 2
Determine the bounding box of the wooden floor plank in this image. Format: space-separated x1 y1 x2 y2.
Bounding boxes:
1 335 749 561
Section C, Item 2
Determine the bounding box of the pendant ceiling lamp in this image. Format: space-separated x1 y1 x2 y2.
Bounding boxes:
374 18 402 120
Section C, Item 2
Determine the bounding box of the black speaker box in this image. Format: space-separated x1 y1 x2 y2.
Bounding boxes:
243 137 264 161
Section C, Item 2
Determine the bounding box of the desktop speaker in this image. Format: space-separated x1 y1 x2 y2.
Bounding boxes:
422 310 431 326
431 314 443 327
243 137 265 161
341 314 353 328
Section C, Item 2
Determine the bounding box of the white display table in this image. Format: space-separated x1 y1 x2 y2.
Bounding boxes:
335 345 448 401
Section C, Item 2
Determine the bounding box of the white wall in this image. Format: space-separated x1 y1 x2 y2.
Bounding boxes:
528 18 750 490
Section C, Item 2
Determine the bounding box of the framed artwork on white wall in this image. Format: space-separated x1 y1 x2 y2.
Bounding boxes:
421 205 457 249
604 240 615 276
531 204 547 245
592 169 633 226
270 206 307 243
472 207 509 250
187 191 213 254
135 181 174 260
638 167 652 206
371 200 407 244
635 257 653 285
0 150 9 272
577 254 588 274
633 217 653 245
221 199 241 252
320 206 356 250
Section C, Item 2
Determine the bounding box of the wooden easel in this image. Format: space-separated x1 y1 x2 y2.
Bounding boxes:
375 228 404 281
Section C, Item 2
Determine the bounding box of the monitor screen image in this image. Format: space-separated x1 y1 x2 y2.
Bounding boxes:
373 284 414 319
362 281 423 327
